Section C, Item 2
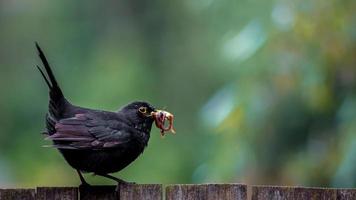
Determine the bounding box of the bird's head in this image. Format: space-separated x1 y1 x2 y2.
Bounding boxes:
119 101 175 137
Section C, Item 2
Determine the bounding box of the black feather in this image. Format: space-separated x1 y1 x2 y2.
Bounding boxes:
35 42 61 91
36 65 51 88
35 42 66 120
36 43 160 184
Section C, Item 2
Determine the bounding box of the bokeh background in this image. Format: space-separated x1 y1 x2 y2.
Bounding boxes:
0 0 355 188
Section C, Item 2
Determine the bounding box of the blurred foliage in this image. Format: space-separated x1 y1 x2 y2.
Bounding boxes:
0 0 355 188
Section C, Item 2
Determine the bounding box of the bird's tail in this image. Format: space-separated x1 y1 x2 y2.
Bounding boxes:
35 42 66 119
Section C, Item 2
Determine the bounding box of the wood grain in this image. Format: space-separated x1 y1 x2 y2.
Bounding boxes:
336 189 356 200
36 187 77 200
79 185 117 200
119 184 162 200
0 189 35 200
252 186 337 200
0 184 355 199
166 184 247 200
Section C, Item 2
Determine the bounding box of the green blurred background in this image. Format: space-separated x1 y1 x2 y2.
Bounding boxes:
0 0 355 188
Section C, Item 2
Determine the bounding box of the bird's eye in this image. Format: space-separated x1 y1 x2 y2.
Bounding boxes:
138 106 147 114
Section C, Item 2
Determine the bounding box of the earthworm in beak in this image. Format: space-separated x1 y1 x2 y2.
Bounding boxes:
151 110 176 137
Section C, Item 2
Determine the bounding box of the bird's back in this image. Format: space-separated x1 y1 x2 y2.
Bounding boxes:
47 104 150 174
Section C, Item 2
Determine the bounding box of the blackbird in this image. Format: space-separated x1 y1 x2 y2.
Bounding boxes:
35 43 175 186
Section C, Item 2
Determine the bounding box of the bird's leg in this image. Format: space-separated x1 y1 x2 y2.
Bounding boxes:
77 170 90 187
97 173 135 184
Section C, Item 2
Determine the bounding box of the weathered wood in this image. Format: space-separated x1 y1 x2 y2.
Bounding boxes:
1 184 356 199
166 184 247 200
119 184 162 200
252 186 338 200
337 189 356 200
79 185 117 200
0 189 35 200
36 187 77 200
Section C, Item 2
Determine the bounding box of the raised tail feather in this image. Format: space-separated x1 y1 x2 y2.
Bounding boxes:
36 42 66 119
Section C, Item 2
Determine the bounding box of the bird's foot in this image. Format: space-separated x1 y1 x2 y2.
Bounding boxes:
77 170 91 189
79 182 92 191
96 173 136 185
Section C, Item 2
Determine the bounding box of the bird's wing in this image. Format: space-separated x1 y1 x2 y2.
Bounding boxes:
45 113 134 149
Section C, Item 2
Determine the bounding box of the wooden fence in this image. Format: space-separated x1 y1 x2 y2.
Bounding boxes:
0 184 355 200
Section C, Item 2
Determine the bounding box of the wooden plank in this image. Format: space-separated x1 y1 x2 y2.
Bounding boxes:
0 189 35 200
119 184 162 200
78 185 117 200
166 184 247 200
252 186 337 200
337 189 356 200
0 185 355 200
36 187 77 200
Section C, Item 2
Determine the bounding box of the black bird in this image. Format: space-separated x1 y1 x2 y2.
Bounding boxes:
35 43 175 186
